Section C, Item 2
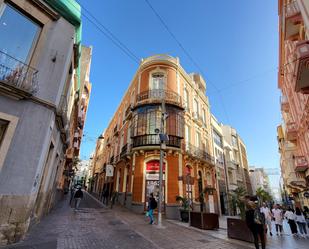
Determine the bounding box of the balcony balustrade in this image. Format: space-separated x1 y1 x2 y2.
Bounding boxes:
0 50 38 96
192 112 204 126
120 143 132 159
286 121 297 141
295 41 309 93
294 156 309 172
113 125 119 136
110 156 114 164
56 95 69 130
280 95 289 112
287 172 306 189
124 104 133 121
183 142 214 165
136 89 183 109
132 134 181 148
284 0 302 40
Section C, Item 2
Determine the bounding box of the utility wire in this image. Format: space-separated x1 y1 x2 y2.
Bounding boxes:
144 0 229 121
67 0 140 64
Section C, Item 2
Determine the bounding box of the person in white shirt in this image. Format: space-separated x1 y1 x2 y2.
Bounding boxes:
295 207 307 237
261 203 273 236
284 207 298 235
272 204 283 235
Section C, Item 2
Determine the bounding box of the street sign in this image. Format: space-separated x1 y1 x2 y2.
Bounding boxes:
106 164 114 177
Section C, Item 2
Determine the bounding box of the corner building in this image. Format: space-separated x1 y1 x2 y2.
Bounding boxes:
93 55 219 219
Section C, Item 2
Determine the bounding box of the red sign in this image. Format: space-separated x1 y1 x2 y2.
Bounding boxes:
146 160 166 172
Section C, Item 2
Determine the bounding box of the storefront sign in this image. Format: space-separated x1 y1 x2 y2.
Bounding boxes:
146 161 166 172
146 173 165 180
106 164 114 177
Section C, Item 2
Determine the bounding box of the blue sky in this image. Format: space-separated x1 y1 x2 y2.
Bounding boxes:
78 0 281 187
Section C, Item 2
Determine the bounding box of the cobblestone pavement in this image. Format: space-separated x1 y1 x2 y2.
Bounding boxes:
1 192 307 249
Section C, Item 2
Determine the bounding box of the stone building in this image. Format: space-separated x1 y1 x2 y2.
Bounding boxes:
0 0 91 245
277 0 309 208
91 55 219 219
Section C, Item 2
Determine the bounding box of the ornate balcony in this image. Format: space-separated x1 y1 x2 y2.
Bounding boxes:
295 41 309 93
287 172 306 189
120 143 132 159
280 95 289 112
294 156 309 172
183 142 214 165
0 50 38 97
192 112 203 126
286 121 297 141
136 89 183 109
124 104 133 121
284 1 302 40
56 95 69 131
113 125 119 136
132 134 181 148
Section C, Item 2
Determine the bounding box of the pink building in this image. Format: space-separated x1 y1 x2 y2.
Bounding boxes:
278 0 309 208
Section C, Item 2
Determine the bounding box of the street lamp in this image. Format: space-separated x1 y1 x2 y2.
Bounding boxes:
157 100 168 227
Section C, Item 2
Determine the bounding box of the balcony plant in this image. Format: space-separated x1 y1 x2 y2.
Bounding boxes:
189 186 219 230
176 195 190 222
227 186 254 243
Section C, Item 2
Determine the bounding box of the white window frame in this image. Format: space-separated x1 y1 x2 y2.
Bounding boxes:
0 112 18 172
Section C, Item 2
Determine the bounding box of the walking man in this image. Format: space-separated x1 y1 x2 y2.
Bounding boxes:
73 186 83 210
147 193 157 225
272 204 283 235
261 202 273 236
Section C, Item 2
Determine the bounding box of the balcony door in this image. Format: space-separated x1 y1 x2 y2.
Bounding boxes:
150 72 165 99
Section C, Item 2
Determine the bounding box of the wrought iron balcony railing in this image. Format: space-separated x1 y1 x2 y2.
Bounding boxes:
120 143 132 158
183 142 214 165
136 89 183 108
132 134 181 148
0 50 38 94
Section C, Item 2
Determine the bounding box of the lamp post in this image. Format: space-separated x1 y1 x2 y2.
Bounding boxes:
158 99 168 227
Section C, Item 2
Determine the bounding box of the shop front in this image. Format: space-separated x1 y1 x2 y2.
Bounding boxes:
144 160 166 211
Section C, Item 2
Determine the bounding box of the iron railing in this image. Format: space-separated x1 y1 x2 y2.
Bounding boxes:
0 50 38 94
285 0 300 18
120 143 132 158
183 142 214 165
136 89 183 107
132 134 181 148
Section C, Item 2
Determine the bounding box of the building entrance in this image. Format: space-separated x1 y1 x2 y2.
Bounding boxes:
144 160 165 211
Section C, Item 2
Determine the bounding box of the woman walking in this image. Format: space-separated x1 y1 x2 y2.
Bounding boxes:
285 207 298 236
295 207 308 238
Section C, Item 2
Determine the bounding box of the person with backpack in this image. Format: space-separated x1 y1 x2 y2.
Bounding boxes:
246 201 266 249
147 193 157 225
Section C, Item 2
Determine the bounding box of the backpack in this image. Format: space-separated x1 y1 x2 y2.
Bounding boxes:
254 208 265 225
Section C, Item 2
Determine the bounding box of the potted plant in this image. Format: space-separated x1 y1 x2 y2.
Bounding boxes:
176 195 190 222
190 187 219 230
227 187 254 243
